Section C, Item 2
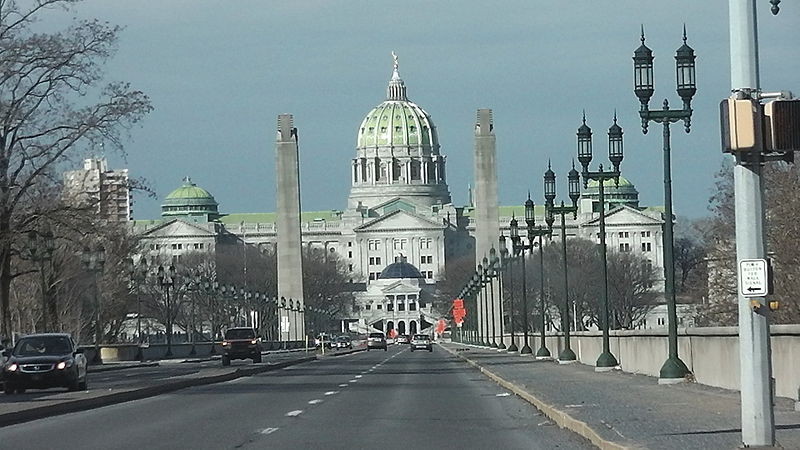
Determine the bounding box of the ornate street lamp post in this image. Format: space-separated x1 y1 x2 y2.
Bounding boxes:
203 280 219 354
80 245 105 364
27 228 56 332
577 113 624 371
490 248 506 349
509 216 533 354
499 234 517 352
544 162 582 363
472 272 484 345
523 195 554 360
157 264 177 359
482 255 499 348
129 258 148 361
633 28 695 382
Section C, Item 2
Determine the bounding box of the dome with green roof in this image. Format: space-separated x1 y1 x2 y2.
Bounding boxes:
356 56 438 150
583 176 639 208
161 177 220 221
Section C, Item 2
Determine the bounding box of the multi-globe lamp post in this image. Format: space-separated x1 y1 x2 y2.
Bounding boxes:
543 162 582 363
576 112 624 371
490 248 505 349
80 244 105 364
498 234 517 352
509 216 534 354
523 196 554 360
156 264 177 359
633 27 696 382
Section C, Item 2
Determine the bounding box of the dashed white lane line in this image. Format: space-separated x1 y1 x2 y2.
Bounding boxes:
308 399 323 405
260 428 279 435
349 379 358 383
339 383 348 387
324 391 339 396
286 410 304 417
496 393 511 397
355 375 363 378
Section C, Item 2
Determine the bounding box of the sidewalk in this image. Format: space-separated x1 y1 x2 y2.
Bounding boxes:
441 342 800 450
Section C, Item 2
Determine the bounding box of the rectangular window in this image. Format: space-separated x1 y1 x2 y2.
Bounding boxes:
641 242 651 252
348 264 353 272
427 271 433 278
369 273 376 281
393 238 407 250
199 243 204 249
409 302 416 311
348 242 353 247
619 243 630 252
348 251 352 258
377 304 382 310
387 303 394 312
398 302 405 312
365 304 371 310
376 257 381 265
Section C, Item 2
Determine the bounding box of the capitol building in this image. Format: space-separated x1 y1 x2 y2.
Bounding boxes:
121 58 667 335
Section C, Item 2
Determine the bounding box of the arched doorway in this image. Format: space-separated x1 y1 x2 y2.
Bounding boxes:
386 321 394 337
398 321 406 335
410 321 418 334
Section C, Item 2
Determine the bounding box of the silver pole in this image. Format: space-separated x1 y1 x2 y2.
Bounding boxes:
729 0 774 445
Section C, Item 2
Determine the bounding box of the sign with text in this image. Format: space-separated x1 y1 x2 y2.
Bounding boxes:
739 259 769 297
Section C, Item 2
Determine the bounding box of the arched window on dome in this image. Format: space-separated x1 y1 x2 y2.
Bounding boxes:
410 159 421 181
392 159 401 182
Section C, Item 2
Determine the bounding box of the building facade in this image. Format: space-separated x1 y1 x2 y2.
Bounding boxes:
129 58 672 334
64 158 132 222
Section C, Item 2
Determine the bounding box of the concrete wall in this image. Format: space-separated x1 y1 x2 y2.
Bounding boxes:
499 325 800 400
83 341 308 363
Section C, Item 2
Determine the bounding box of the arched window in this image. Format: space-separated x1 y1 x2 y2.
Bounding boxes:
410 159 421 181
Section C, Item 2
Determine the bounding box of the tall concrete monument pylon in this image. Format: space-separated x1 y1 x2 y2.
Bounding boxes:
275 114 305 342
473 109 502 348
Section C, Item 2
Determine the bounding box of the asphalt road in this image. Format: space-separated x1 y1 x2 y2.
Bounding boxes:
0 345 593 449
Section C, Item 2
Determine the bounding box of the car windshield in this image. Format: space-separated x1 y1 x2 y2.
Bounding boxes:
413 335 429 340
369 333 384 338
225 329 255 340
336 337 350 342
14 336 73 356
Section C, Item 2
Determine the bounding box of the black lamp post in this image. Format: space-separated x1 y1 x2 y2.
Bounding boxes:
544 162 581 363
129 258 148 361
523 195 554 360
27 228 55 332
157 264 177 359
203 280 219 354
509 216 533 354
81 244 105 365
482 255 499 348
472 272 484 345
490 248 506 349
633 27 695 382
577 113 624 371
499 234 517 352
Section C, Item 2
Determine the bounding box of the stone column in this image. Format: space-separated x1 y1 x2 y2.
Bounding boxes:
275 114 305 342
473 109 500 345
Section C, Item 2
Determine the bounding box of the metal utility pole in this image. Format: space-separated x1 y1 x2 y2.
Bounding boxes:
730 0 775 446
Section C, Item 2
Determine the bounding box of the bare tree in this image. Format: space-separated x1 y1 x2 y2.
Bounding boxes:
0 0 152 336
606 251 659 329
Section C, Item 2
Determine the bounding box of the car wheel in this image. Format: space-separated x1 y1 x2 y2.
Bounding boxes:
384 347 387 351
16 387 26 394
410 348 414 352
366 348 370 351
429 348 433 352
253 354 262 363
4 384 14 395
222 356 231 366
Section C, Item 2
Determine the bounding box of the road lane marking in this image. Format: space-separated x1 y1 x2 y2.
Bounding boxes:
355 375 362 378
496 393 511 397
308 399 323 405
339 383 348 387
324 391 339 396
260 428 279 435
286 410 303 417
349 379 358 383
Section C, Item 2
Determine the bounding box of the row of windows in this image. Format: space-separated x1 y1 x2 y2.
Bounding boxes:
367 238 434 251
369 257 382 265
149 243 205 251
619 242 653 252
608 230 653 239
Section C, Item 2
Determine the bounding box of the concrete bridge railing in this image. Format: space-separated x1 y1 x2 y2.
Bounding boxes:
500 324 800 400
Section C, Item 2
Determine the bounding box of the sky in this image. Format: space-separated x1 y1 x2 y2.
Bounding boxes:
55 1 800 220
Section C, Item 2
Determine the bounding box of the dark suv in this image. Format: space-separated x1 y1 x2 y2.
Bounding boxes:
221 328 262 366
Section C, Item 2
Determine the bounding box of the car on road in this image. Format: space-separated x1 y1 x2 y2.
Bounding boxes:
410 334 433 352
395 334 410 344
366 332 387 351
221 328 262 366
333 336 352 349
314 333 334 349
2 333 88 394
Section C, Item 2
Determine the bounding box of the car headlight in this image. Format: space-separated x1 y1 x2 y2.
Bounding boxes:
222 341 229 347
250 339 257 345
6 363 17 372
56 359 75 370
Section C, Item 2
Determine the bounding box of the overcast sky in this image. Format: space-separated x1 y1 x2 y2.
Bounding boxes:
62 1 799 220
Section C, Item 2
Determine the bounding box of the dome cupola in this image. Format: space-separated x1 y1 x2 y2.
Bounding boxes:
161 177 220 221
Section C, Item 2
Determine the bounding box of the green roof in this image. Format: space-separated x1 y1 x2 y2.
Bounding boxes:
219 210 342 224
585 176 634 188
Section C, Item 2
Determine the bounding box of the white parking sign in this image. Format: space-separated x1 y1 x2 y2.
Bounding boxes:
739 259 769 297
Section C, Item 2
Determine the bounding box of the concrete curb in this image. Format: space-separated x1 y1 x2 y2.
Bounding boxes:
0 356 317 428
441 344 634 450
88 362 160 373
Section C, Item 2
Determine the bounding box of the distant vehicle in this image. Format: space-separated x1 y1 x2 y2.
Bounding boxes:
410 334 433 352
333 336 352 349
221 328 262 366
2 333 88 394
366 332 387 351
395 334 410 344
314 334 334 348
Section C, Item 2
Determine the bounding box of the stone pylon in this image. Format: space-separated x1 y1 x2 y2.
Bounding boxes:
473 109 501 346
275 114 305 342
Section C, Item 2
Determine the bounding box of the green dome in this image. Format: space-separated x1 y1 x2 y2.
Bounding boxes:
356 56 438 150
585 176 634 189
161 177 219 219
583 176 639 208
